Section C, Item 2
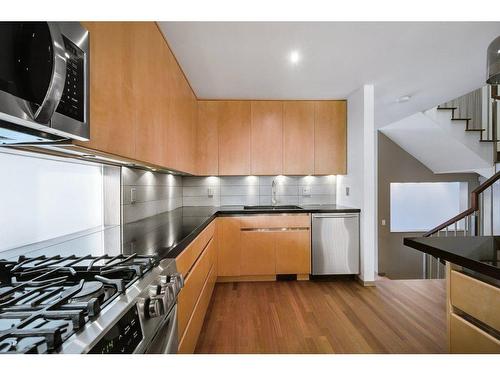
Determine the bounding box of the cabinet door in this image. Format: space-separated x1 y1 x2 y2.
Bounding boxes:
275 230 311 275
78 22 135 158
196 101 219 175
166 58 196 173
283 101 315 175
217 218 241 276
314 101 347 175
218 101 251 175
240 231 276 275
250 101 283 175
132 23 168 166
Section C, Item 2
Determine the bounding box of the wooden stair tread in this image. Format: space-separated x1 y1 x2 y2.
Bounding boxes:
465 128 485 132
437 107 457 110
452 118 471 121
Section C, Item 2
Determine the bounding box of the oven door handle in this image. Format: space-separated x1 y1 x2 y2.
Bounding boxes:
144 304 178 354
33 22 67 124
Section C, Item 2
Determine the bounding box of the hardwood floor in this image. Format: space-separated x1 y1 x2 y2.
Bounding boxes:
195 278 446 353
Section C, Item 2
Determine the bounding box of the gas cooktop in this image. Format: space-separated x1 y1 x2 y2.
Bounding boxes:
0 254 156 354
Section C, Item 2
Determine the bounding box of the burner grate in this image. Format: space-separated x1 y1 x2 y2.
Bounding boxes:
0 253 156 354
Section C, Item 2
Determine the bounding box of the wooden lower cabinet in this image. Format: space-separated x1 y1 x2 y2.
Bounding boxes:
450 313 500 353
275 230 310 275
178 265 217 354
217 215 311 279
176 221 217 354
176 222 215 278
217 218 241 276
176 215 312 353
450 270 500 332
446 264 500 353
177 237 216 338
240 231 276 275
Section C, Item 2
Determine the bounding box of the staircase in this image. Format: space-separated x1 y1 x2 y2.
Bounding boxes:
380 86 500 178
382 85 500 279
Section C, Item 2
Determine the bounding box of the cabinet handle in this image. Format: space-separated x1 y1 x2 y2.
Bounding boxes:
240 227 309 232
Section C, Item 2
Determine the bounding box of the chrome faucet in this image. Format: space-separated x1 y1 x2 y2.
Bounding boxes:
271 177 278 206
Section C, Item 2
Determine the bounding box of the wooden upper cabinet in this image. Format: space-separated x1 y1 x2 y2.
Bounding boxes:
78 22 135 158
314 101 347 175
165 56 196 173
250 101 283 175
196 101 219 176
283 101 315 175
132 23 168 166
79 22 197 173
218 101 251 175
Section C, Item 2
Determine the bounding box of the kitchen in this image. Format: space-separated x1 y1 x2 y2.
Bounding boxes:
1 1 499 373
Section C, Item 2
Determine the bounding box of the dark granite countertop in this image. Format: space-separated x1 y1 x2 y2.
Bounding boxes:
124 205 360 259
404 236 500 280
3 205 359 262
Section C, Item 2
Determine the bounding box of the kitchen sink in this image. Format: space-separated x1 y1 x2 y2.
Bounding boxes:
243 205 303 210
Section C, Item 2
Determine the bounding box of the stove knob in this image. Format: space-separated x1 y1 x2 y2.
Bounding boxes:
170 272 184 289
137 296 164 320
159 276 177 306
148 284 161 297
147 297 165 319
162 282 175 310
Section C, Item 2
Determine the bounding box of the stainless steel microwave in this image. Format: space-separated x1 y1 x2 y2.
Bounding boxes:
0 22 89 144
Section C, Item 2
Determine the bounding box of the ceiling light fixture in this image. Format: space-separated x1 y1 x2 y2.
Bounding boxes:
396 95 411 103
289 50 301 65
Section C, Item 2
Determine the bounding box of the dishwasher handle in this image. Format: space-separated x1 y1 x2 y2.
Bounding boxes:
312 213 359 219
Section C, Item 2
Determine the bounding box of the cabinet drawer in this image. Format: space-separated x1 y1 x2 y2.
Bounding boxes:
176 221 215 278
178 264 217 354
239 214 310 229
450 270 500 332
450 313 500 353
177 237 216 338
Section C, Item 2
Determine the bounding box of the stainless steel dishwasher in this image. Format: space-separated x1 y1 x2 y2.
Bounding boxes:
312 213 360 275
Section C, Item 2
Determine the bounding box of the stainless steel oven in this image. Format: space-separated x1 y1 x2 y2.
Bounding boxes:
145 304 179 354
0 22 89 144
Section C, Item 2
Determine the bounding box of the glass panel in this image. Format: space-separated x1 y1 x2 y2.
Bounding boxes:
0 22 53 107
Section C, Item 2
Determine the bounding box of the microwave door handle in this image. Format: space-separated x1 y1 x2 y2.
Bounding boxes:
33 22 67 124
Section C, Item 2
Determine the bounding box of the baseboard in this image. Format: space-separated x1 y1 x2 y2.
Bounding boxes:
356 275 376 287
217 275 276 283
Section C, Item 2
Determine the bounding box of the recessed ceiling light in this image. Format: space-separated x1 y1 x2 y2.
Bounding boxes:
289 50 301 65
396 95 411 103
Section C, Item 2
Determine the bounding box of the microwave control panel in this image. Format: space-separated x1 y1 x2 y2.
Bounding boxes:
56 36 85 122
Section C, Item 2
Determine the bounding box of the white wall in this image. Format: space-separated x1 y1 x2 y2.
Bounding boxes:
337 84 377 283
0 150 104 252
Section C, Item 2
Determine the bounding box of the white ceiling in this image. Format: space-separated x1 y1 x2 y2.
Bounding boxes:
158 22 500 127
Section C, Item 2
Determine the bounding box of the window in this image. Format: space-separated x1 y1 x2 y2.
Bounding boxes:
390 182 467 232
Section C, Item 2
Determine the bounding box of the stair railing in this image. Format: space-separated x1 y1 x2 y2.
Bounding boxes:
424 170 500 238
421 169 500 279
